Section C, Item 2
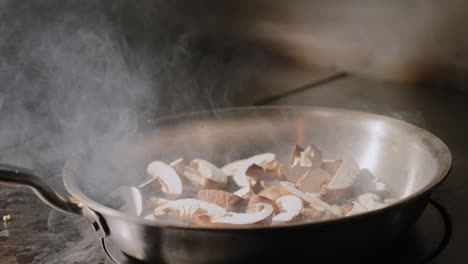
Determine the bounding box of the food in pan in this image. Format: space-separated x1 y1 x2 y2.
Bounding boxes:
113 144 395 227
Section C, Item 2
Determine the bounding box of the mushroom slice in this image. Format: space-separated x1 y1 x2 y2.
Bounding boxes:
221 159 247 176
138 177 163 195
258 184 284 201
198 190 247 211
301 207 336 222
247 195 281 214
357 193 385 211
354 169 390 198
209 203 274 225
169 158 186 175
320 157 359 204
296 168 332 193
247 153 276 166
182 161 226 189
147 161 183 199
233 185 255 199
280 181 342 216
290 144 322 168
272 195 303 224
321 159 341 175
191 159 227 186
345 202 368 216
232 153 277 188
154 199 227 219
112 186 143 216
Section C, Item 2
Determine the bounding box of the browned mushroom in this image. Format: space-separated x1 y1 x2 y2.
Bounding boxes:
301 207 336 222
258 184 285 201
197 189 247 211
320 157 359 204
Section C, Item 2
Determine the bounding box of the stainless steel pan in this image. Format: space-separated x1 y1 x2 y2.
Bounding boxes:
0 106 452 263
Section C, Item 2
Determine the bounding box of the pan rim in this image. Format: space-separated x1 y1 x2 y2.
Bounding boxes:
63 105 452 230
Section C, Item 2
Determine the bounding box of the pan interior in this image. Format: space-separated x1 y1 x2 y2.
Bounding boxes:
63 107 451 223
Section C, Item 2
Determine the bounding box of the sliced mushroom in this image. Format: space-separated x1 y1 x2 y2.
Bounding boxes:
301 207 336 222
356 193 385 211
169 158 186 175
209 202 274 225
191 159 227 186
221 159 247 176
232 153 277 188
138 177 163 195
198 189 247 211
147 161 183 198
321 159 341 175
245 163 265 180
182 160 227 189
154 199 227 219
296 168 332 193
247 195 281 214
290 144 322 168
280 181 342 216
354 168 390 198
320 157 359 204
259 184 285 201
272 195 303 224
112 186 143 216
233 185 255 199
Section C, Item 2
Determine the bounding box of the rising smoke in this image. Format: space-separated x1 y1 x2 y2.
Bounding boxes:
0 0 273 184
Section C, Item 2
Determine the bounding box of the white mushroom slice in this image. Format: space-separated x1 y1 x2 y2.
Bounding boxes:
247 153 276 166
345 202 368 216
279 182 342 215
357 193 385 210
296 168 332 193
169 158 185 174
191 159 227 185
234 185 254 199
327 157 359 189
147 161 183 199
233 165 257 188
272 196 303 224
210 203 274 225
221 153 276 176
230 153 276 188
221 159 247 176
182 166 206 187
154 199 227 219
112 186 143 216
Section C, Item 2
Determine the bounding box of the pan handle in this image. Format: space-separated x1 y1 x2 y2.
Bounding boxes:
0 164 83 215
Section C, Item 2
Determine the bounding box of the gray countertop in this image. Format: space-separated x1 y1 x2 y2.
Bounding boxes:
1 72 467 263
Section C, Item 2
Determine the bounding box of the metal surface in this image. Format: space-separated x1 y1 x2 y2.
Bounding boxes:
0 164 82 216
0 107 452 263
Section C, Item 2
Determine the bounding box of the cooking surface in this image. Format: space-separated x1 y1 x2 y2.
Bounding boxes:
1 71 467 263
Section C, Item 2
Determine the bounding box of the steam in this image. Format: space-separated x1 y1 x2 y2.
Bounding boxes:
0 0 274 188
